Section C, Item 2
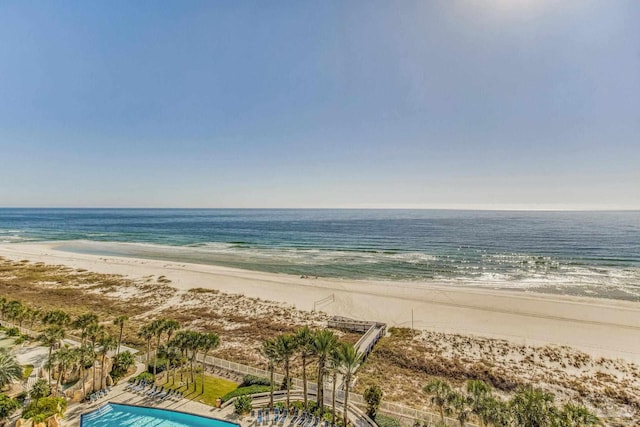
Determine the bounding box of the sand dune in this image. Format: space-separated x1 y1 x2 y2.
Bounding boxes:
1 242 639 364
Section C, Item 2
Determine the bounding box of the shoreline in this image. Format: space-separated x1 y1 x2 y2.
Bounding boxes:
1 242 640 364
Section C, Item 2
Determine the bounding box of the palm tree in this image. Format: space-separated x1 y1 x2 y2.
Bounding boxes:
261 338 279 410
73 313 99 345
0 298 6 321
38 325 65 383
98 334 117 389
163 320 180 346
423 379 453 424
185 330 202 386
467 380 492 427
29 378 50 405
0 349 22 388
113 315 128 356
329 348 341 426
137 324 154 369
313 329 338 415
336 342 361 427
275 334 296 408
86 323 104 391
172 330 191 384
295 326 314 410
198 332 219 393
42 309 71 327
448 390 472 427
150 319 167 376
53 345 78 391
510 386 555 427
560 403 600 426
481 396 511 427
76 345 95 400
5 300 24 327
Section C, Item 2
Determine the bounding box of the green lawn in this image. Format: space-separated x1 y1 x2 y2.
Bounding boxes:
157 372 237 407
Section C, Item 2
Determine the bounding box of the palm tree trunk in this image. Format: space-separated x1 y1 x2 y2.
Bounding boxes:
146 340 151 369
285 358 290 408
317 359 324 416
102 353 107 389
302 354 308 410
117 325 123 357
201 351 208 393
269 364 274 410
439 406 444 423
153 336 161 376
48 347 53 383
93 362 97 392
343 374 351 427
331 371 337 426
81 364 86 399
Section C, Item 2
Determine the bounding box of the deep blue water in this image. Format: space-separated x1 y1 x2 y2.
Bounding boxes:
1 209 639 300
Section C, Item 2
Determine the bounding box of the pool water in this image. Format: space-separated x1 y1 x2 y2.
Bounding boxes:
81 403 240 427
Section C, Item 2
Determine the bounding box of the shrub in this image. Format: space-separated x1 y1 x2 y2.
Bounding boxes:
375 415 402 427
241 374 271 387
221 385 271 402
364 384 383 419
111 351 135 382
234 395 253 415
0 394 19 420
147 358 168 374
6 327 19 337
131 372 154 383
22 397 67 422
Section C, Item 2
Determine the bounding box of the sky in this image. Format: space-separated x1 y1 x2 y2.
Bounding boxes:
0 0 638 209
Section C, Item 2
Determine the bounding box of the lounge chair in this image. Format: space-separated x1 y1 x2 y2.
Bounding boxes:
280 408 288 424
257 409 263 425
297 412 307 426
274 407 280 422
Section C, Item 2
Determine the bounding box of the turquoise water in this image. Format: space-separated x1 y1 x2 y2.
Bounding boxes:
1 208 639 300
81 403 239 427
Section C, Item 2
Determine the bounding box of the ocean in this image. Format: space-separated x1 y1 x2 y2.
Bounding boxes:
1 208 639 301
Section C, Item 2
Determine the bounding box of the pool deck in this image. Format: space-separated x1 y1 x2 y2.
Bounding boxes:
64 364 248 427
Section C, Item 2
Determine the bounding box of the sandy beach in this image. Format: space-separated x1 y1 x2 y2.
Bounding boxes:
1 242 639 365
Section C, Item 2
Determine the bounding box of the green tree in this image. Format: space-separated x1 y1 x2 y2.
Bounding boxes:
363 384 383 420
22 396 67 423
261 338 279 410
98 334 117 389
295 326 314 411
510 386 556 427
313 329 338 416
0 349 22 388
275 334 296 408
234 395 253 416
53 345 77 390
467 380 492 427
42 310 71 327
423 379 452 424
38 325 65 383
484 396 511 427
336 342 361 427
72 313 99 346
150 319 167 376
113 315 128 357
329 349 341 425
0 393 19 421
111 351 135 380
30 379 50 405
199 332 219 393
137 324 154 369
85 322 104 391
448 390 472 427
76 345 95 400
559 403 599 426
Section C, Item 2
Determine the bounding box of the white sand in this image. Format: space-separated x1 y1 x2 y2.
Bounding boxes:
1 242 639 364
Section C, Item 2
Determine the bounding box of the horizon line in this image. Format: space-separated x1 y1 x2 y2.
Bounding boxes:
1 206 639 212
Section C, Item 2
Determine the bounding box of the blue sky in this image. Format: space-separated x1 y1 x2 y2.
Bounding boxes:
0 0 638 209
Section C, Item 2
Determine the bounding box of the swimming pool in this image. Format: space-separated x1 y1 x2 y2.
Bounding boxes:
81 402 241 427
